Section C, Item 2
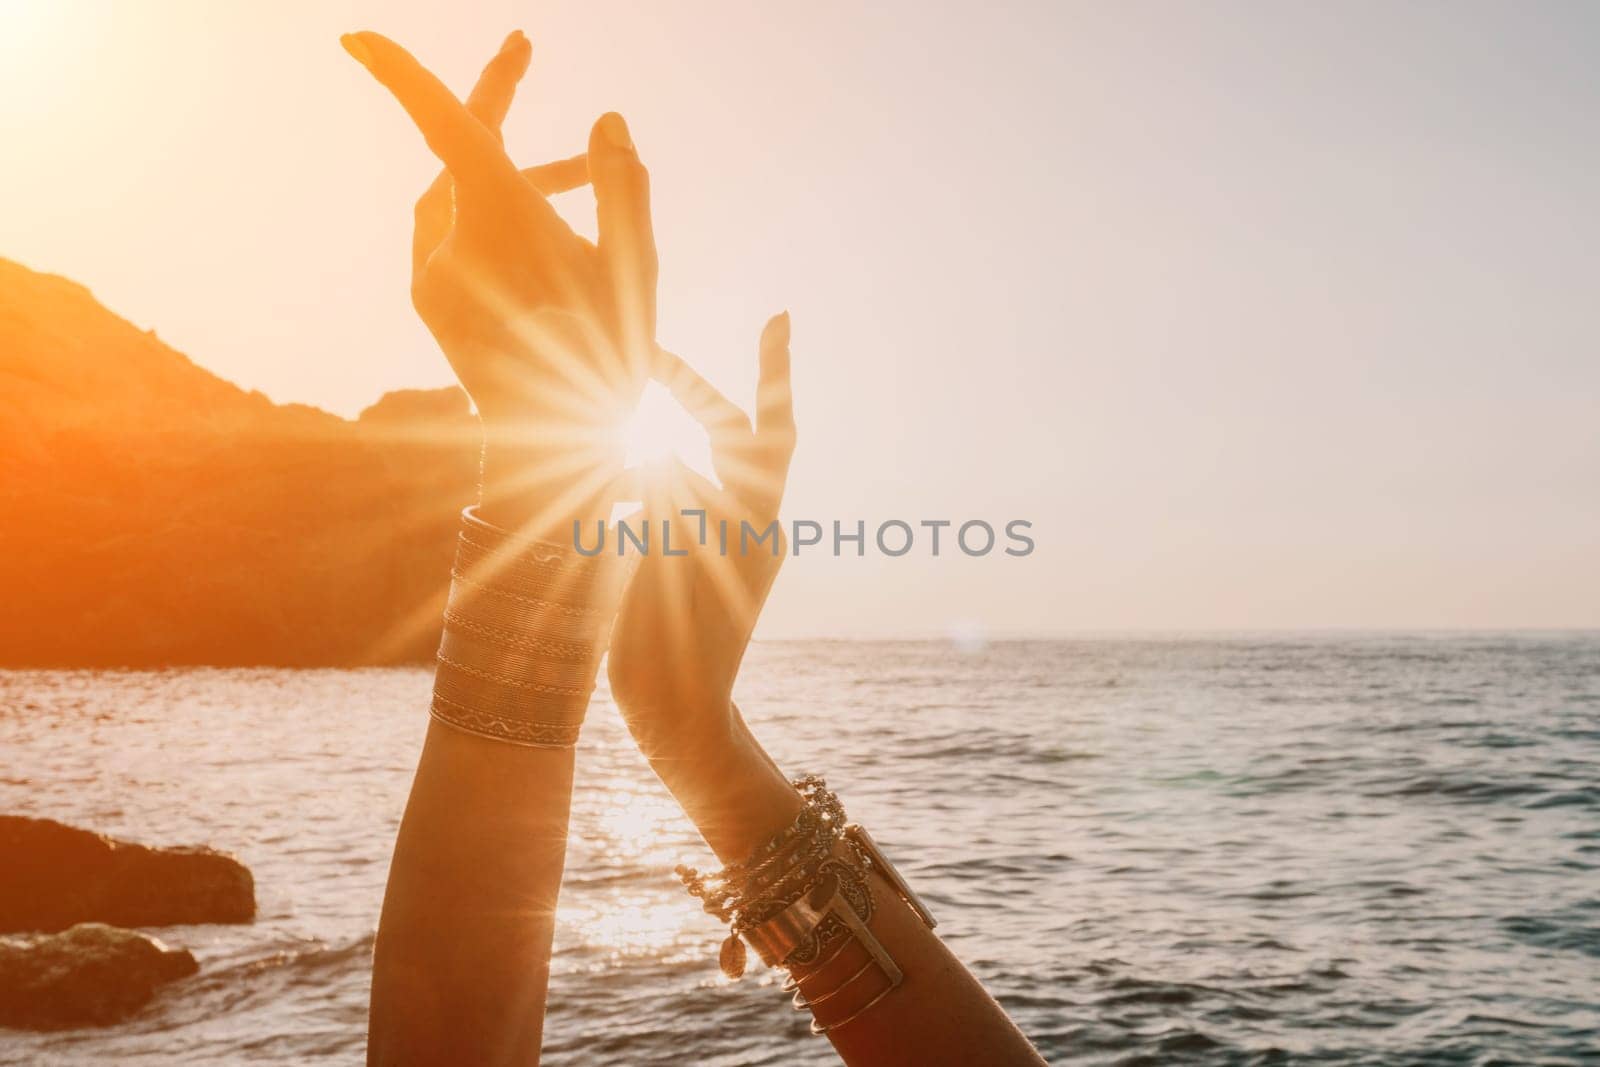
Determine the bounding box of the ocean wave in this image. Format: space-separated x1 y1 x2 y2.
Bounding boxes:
4 636 1599 1064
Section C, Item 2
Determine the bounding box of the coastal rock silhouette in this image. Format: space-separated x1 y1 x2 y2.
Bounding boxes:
358 384 474 425
0 256 479 666
0 923 198 1030
0 816 255 933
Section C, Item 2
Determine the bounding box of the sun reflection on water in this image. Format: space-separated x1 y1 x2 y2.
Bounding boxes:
559 768 713 962
558 894 698 961
592 789 679 856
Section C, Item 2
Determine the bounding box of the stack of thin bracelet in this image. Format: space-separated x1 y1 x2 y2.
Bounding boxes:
429 505 626 748
676 775 938 1035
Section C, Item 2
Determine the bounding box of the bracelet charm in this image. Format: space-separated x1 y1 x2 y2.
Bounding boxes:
719 933 747 980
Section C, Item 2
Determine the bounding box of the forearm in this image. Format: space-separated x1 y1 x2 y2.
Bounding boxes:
799 861 1047 1066
654 709 1046 1067
369 451 618 1065
645 705 803 864
368 722 572 1065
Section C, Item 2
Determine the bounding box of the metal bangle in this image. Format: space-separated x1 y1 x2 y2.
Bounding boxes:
780 932 853 992
454 534 613 605
460 506 608 570
424 508 623 751
432 662 592 721
794 957 878 1009
810 980 898 1035
445 581 612 646
440 609 594 663
846 825 938 930
437 629 599 691
428 698 584 749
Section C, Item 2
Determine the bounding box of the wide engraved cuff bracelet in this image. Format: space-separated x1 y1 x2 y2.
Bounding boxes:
428 507 625 749
454 533 609 604
459 506 612 592
679 776 940 1035
744 825 937 968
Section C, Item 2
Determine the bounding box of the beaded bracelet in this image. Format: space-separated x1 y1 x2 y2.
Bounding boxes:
675 775 844 924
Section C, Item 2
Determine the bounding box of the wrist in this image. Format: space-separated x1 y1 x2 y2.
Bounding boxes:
649 709 804 865
477 436 620 541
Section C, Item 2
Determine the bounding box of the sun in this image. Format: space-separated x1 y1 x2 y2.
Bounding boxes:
618 381 714 473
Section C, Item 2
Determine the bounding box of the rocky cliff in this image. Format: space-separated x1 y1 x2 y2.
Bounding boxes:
0 257 479 666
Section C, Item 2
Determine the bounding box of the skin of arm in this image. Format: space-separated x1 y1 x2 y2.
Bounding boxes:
342 30 657 1064
367 726 574 1065
607 331 1048 1066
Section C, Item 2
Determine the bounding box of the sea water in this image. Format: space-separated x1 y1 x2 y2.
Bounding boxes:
1 635 1597 1065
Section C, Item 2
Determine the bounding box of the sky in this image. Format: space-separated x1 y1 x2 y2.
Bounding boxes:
2 1 1597 636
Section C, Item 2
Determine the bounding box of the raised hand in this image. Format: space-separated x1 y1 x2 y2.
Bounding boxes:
356 32 667 1062
606 315 796 800
342 30 657 533
409 33 589 355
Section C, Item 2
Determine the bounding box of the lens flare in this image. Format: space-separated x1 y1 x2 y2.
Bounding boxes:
619 381 713 471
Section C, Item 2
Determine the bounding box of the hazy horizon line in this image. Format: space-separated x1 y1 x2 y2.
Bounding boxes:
754 627 1600 642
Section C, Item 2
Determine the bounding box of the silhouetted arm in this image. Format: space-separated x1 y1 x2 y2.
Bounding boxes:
608 329 1046 1065
343 28 655 1065
368 722 573 1064
367 470 625 1067
656 718 1047 1067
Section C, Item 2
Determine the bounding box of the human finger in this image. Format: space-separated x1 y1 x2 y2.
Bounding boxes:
521 154 590 196
653 348 753 440
464 30 531 138
412 33 533 274
754 311 795 450
340 31 526 199
588 112 657 384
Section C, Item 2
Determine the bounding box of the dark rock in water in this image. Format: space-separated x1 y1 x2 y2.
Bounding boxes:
0 816 255 933
0 923 198 1029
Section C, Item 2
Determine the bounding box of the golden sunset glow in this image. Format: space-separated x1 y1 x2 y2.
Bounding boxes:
0 3 56 63
4 5 1598 1066
3 4 1595 635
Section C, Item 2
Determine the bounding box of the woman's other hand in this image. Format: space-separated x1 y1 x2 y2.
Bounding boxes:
605 315 802 860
